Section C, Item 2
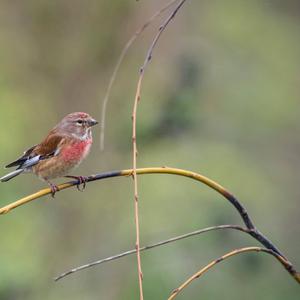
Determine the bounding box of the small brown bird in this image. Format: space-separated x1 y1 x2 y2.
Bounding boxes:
0 112 98 196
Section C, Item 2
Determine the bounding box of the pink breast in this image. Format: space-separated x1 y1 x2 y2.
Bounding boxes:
62 139 92 163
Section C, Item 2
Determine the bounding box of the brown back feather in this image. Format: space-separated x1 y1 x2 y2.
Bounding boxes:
34 130 65 156
5 131 65 168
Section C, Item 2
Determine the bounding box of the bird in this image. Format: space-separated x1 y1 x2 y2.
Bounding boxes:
0 112 98 196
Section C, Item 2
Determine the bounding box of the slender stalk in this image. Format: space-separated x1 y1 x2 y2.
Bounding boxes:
132 77 144 298
130 2 188 298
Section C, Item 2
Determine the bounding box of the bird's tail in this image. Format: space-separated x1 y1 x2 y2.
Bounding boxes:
0 169 24 182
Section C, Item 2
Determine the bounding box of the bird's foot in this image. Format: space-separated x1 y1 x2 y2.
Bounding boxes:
49 183 59 198
65 176 87 191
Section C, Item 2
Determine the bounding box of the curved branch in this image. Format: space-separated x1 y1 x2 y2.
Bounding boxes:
99 0 179 151
1 167 299 283
54 225 247 281
0 167 253 226
0 167 289 257
168 246 300 300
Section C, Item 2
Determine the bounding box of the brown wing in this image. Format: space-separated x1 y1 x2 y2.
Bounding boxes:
5 131 65 169
33 131 65 157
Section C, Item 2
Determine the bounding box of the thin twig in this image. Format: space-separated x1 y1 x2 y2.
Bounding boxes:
140 0 187 72
1 167 299 284
168 246 300 300
54 225 247 281
131 2 187 298
99 0 179 150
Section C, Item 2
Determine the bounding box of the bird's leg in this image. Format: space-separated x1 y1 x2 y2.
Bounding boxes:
65 175 87 191
47 181 59 198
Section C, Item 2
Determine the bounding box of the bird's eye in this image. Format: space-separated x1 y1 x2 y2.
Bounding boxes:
76 120 83 125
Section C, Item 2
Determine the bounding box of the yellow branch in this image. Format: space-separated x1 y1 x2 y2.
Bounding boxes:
168 247 300 299
0 167 230 215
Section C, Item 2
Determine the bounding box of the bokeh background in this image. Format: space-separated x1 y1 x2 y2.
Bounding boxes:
0 0 299 299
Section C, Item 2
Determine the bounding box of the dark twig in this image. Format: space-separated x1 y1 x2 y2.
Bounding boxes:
140 0 187 72
54 225 248 281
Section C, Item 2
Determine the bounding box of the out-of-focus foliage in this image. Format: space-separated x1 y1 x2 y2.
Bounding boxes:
0 0 299 299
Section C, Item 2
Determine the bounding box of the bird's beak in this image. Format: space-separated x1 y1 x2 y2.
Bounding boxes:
88 118 98 127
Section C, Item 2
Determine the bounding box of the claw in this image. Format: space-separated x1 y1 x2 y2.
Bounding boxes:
76 176 86 191
49 183 58 198
65 176 87 192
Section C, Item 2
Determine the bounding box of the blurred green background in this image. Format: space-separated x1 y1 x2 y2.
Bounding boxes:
0 0 299 299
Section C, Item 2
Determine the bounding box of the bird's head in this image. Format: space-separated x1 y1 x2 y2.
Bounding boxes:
56 112 98 140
